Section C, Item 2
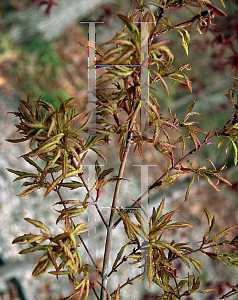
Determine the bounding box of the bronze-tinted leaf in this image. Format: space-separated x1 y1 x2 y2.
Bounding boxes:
24 218 51 233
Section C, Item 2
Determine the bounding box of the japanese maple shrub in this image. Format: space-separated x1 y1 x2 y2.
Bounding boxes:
7 0 238 299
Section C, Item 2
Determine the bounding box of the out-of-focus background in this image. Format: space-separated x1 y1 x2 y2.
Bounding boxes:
0 0 238 299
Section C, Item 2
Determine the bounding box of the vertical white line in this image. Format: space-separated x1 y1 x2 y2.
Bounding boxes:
87 164 97 280
88 23 97 134
141 22 149 136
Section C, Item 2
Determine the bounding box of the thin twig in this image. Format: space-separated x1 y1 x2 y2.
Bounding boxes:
71 158 108 228
113 132 219 228
107 244 141 278
220 286 238 299
110 273 144 297
90 282 101 300
51 174 100 300
100 131 133 300
79 172 108 228
172 273 181 300
52 174 98 267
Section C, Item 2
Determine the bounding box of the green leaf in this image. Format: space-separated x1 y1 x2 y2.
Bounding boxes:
45 170 82 195
154 198 165 226
183 255 205 274
43 147 61 173
19 244 47 254
164 222 194 230
112 243 129 270
6 168 39 182
58 181 84 190
130 221 148 241
178 30 188 55
208 225 238 242
63 149 68 178
17 184 42 197
133 210 148 236
32 259 53 276
228 137 238 165
185 176 195 201
148 244 154 291
91 147 107 164
197 288 217 294
72 223 88 235
12 233 43 244
117 14 139 39
28 133 64 157
24 218 51 233
49 270 74 276
22 156 43 172
204 208 212 227
155 241 186 259
218 136 227 148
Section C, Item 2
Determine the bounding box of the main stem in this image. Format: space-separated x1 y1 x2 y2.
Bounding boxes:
100 131 132 300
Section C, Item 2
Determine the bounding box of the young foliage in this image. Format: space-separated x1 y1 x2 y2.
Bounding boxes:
7 1 238 300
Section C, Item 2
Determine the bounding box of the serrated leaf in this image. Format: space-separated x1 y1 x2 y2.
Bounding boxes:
133 210 148 236
24 218 51 233
91 147 107 164
197 287 217 293
184 255 205 274
130 221 149 241
229 137 238 165
58 181 84 190
72 223 88 235
156 241 186 259
12 233 41 244
17 184 42 197
185 176 195 201
148 244 154 291
43 147 61 173
32 259 53 276
28 133 64 157
65 112 86 128
117 14 139 38
6 168 39 182
112 243 129 270
204 208 212 227
208 225 238 242
22 156 43 172
118 210 134 241
19 244 47 254
154 197 165 226
164 222 194 230
49 270 74 275
45 170 82 195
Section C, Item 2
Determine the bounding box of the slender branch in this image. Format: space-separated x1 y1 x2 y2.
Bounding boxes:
79 172 108 228
180 240 230 257
51 174 100 300
71 158 108 228
107 244 142 278
110 273 144 297
220 286 238 299
90 282 101 300
172 273 181 300
113 131 219 228
52 174 98 268
100 131 133 300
